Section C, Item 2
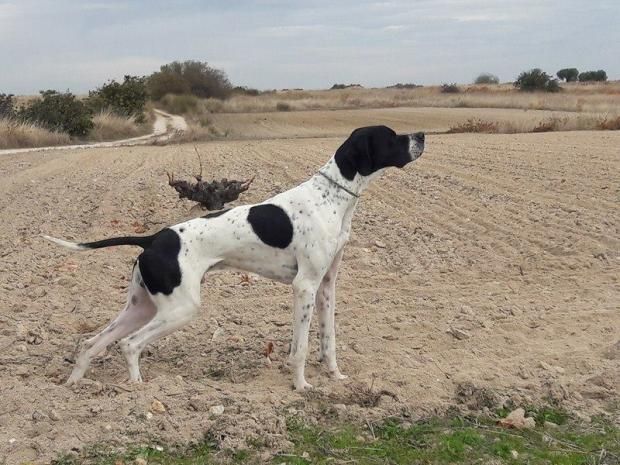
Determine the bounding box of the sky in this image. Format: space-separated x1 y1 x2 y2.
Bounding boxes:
1 0 618 94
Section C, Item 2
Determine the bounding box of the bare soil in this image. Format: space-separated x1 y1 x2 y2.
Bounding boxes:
0 114 618 463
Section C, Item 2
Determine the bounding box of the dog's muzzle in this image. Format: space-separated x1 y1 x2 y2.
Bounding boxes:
409 132 425 160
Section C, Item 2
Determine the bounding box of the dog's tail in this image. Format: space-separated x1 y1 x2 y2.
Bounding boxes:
42 234 156 251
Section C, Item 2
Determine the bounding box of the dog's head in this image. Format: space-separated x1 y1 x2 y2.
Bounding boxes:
334 125 425 181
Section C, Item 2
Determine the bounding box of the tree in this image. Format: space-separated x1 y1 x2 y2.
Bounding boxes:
147 60 233 100
514 69 561 92
474 73 499 85
0 93 15 118
578 70 607 82
556 68 579 82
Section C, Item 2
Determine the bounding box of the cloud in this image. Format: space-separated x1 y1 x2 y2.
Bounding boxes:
0 0 618 93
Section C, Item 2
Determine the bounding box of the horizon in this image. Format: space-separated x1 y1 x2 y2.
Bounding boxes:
1 0 619 95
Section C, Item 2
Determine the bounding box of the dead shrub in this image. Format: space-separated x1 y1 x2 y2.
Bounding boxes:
597 116 620 130
447 118 498 133
532 117 567 132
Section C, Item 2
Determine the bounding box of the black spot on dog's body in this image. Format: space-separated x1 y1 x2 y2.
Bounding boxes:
247 204 293 249
203 208 231 219
131 295 138 305
138 229 182 295
179 227 185 233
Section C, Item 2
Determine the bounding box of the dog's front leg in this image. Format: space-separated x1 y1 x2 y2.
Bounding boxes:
317 249 347 380
288 273 321 391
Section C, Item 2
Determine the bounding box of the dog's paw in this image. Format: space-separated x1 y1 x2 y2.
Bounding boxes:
330 371 348 381
294 379 314 391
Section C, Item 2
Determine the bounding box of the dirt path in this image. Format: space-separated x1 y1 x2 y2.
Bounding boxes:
0 127 618 463
0 110 188 156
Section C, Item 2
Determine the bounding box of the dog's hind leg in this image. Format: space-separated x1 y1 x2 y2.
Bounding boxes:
316 249 347 380
119 298 199 382
66 267 156 385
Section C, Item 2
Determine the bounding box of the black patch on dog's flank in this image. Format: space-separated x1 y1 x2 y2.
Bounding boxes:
202 208 231 219
334 126 413 180
138 229 182 295
247 204 293 249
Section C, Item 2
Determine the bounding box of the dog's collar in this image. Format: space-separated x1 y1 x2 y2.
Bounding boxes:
317 171 360 198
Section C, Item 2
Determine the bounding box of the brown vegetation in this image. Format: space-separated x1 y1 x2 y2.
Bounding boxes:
0 118 70 149
165 82 620 115
89 110 150 142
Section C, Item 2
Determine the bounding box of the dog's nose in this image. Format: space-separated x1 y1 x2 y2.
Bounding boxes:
413 132 425 144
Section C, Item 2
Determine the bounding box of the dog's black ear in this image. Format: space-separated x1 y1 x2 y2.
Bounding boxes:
334 129 373 180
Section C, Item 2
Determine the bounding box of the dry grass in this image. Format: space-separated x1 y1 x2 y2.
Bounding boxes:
597 115 620 130
447 114 617 134
188 81 620 114
89 110 150 142
0 118 70 149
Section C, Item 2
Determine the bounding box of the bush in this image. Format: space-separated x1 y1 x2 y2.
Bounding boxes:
330 83 363 90
147 60 232 100
474 73 499 85
386 83 422 89
0 93 15 118
158 94 199 114
441 83 460 93
578 70 607 82
88 75 148 122
556 68 579 82
514 69 561 92
17 90 93 136
276 102 291 111
232 86 260 96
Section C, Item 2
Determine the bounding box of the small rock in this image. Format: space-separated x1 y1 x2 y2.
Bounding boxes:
555 366 565 374
150 399 166 414
32 410 46 422
134 458 147 465
211 327 224 341
145 412 154 420
447 327 470 340
48 409 61 422
498 408 536 429
539 361 553 371
209 405 225 416
511 450 519 459
374 240 386 248
544 421 559 429
333 403 347 411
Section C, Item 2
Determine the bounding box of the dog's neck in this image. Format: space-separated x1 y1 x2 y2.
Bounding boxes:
314 157 380 203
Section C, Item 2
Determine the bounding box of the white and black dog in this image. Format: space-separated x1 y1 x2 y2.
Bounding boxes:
44 126 425 390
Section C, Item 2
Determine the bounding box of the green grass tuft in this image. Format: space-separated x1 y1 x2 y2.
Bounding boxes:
52 410 620 465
